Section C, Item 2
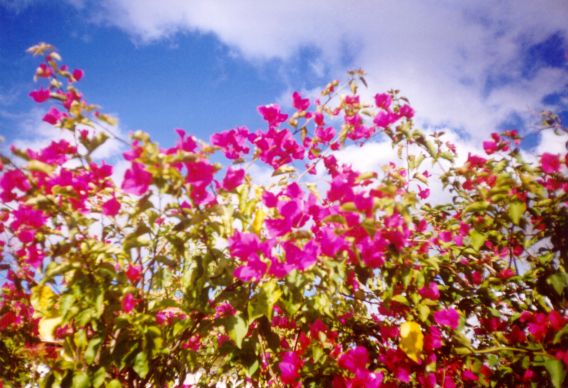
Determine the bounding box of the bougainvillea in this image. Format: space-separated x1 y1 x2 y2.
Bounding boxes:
1 43 567 387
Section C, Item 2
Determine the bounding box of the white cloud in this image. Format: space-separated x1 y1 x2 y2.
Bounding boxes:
85 0 568 142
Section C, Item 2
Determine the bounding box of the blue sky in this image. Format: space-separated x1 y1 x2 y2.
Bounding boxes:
1 0 567 162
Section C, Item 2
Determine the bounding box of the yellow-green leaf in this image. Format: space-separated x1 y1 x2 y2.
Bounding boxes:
400 321 424 362
508 201 526 225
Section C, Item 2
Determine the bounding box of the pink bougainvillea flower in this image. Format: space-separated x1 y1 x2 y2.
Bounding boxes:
540 153 561 174
182 335 201 351
43 107 62 125
419 282 440 300
36 63 52 78
398 104 414 119
279 351 302 384
229 231 263 260
462 370 478 382
418 186 430 199
315 126 335 143
122 162 152 195
467 153 487 168
338 346 369 373
11 205 47 230
121 293 138 313
123 144 143 161
72 68 84 81
258 104 288 128
282 240 319 271
292 91 310 111
27 139 77 165
233 257 267 282
126 264 142 284
22 244 45 268
214 302 236 318
102 196 121 216
434 308 460 330
173 128 198 153
220 167 245 191
498 267 515 280
373 110 399 128
482 140 498 155
374 93 392 110
0 169 31 201
29 88 50 103
17 229 35 244
210 127 249 160
185 160 216 186
318 227 348 257
248 127 304 169
424 326 442 351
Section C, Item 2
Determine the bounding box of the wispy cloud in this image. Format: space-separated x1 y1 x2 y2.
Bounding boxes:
77 0 567 141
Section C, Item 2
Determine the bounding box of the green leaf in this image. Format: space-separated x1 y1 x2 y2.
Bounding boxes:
417 304 430 322
547 273 568 296
249 280 282 321
106 380 121 388
92 368 106 388
508 201 526 225
464 201 490 214
71 372 90 388
553 325 568 344
545 358 566 388
133 351 149 378
85 337 102 365
391 294 409 306
226 313 248 349
469 230 487 251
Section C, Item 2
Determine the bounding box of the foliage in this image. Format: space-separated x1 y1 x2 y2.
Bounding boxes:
1 43 567 387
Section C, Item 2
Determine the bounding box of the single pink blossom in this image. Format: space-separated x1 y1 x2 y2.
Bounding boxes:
462 370 478 382
258 104 288 128
279 351 302 384
102 196 121 216
374 93 392 110
399 104 414 119
172 128 198 153
233 257 267 282
126 264 142 284
424 326 443 351
220 167 245 191
29 88 50 103
121 293 138 313
482 140 498 155
338 346 369 373
540 153 561 174
419 282 440 300
418 186 430 199
292 91 310 111
215 303 236 318
434 308 460 330
122 162 152 195
43 107 62 125
373 110 398 128
72 69 84 81
210 127 250 159
315 126 335 143
182 335 201 351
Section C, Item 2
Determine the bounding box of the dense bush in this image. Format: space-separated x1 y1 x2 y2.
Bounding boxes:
1 43 567 387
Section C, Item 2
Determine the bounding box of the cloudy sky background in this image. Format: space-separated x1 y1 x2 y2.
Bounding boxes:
1 0 567 179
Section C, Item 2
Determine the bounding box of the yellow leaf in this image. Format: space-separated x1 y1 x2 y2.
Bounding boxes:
31 284 56 317
251 208 266 235
400 321 424 362
38 316 62 342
